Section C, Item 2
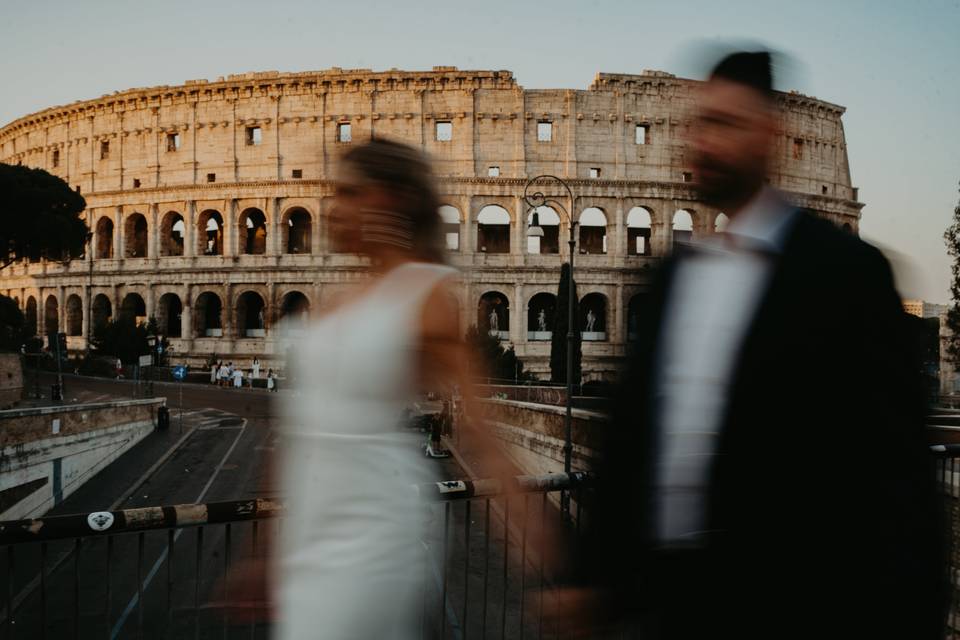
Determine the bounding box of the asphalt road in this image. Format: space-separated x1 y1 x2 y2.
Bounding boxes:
2 373 573 640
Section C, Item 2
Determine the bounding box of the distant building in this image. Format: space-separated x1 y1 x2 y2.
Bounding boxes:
903 299 947 319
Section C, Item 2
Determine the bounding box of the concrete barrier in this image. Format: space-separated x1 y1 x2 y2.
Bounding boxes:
0 397 165 520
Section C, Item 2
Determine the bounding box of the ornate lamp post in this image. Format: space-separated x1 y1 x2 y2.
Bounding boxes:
523 175 577 522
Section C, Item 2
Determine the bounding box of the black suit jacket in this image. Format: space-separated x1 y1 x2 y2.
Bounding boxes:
575 211 947 639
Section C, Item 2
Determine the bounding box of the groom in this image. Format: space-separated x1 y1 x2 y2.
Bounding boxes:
566 51 947 640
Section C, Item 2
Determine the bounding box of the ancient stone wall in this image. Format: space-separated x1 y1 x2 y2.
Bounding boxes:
0 67 863 379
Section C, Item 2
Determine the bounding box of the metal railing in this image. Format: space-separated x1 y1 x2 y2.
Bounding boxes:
0 472 593 639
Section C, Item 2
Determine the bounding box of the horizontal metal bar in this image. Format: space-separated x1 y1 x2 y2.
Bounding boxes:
0 497 283 544
415 471 594 502
930 444 960 458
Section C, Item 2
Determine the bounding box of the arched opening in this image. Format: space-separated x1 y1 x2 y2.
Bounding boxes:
198 210 224 255
627 293 647 342
120 293 146 325
477 205 511 254
44 295 59 336
195 292 223 337
527 292 556 340
161 211 185 256
96 217 114 259
283 208 312 254
842 222 854 234
579 293 607 341
579 207 607 255
279 291 310 334
66 294 83 336
25 297 38 336
92 294 112 331
240 208 267 255
439 205 461 251
124 213 148 258
627 207 652 256
714 213 729 233
526 206 560 254
478 291 509 340
672 209 693 247
157 293 183 338
236 291 266 338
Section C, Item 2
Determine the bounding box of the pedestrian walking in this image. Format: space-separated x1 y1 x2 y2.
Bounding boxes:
233 367 243 389
267 369 276 392
211 361 219 384
218 361 230 387
252 357 261 379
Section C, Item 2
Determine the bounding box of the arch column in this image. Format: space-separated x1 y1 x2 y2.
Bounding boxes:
269 198 281 256
460 198 474 258
651 220 669 256
613 283 624 345
82 285 91 345
57 286 66 335
145 286 156 323
511 198 525 257
184 201 196 257
225 199 237 256
611 199 625 261
114 207 124 262
511 283 525 348
148 204 159 259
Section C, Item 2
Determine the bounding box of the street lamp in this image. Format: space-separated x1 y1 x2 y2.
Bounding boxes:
523 175 578 523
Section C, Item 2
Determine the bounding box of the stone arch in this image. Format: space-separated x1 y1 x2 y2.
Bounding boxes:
157 293 183 338
527 292 556 340
119 293 146 325
25 296 38 336
672 209 693 246
279 290 311 330
96 217 114 259
92 294 112 331
626 293 648 342
476 205 511 254
65 294 83 336
160 211 185 256
580 292 607 341
198 210 224 255
626 207 652 256
478 290 509 339
526 206 560 254
124 212 148 258
44 295 59 336
239 208 267 255
579 207 608 255
282 207 312 254
195 292 223 337
236 290 267 338
714 212 729 233
439 205 461 252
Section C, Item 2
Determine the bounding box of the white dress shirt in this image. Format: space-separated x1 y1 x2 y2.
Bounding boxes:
654 188 795 545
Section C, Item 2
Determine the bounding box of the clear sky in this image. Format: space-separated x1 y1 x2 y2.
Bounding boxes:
2 0 958 302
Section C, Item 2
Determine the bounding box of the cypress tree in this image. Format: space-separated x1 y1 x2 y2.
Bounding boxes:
944 182 960 361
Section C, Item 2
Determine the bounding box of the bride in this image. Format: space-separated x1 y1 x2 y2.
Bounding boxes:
275 139 466 639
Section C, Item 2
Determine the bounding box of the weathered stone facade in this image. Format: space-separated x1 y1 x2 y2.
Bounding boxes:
0 67 862 379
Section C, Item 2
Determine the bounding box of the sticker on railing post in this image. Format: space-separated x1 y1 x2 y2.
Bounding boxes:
437 480 467 494
87 511 115 532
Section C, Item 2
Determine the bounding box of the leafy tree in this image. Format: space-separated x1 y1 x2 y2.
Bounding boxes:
0 163 88 269
465 325 535 383
944 182 960 361
550 262 582 385
90 315 152 365
0 294 27 352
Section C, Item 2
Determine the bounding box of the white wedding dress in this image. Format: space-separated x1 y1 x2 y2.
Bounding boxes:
276 262 457 640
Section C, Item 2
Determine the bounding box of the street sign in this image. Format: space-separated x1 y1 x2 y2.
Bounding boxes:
138 354 153 367
172 365 187 381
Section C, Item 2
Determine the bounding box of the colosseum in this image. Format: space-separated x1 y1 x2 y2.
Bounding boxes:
0 66 862 380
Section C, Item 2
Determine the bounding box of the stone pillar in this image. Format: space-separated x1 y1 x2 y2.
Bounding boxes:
510 283 524 348
35 291 44 336
460 198 474 258
114 207 124 261
651 220 670 257
181 300 193 349
311 200 322 255
148 204 159 259
270 198 281 256
225 199 237 256
145 285 156 322
82 285 90 343
613 282 624 345
511 198 525 257
57 286 66 335
611 198 625 260
89 211 99 260
184 201 196 257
